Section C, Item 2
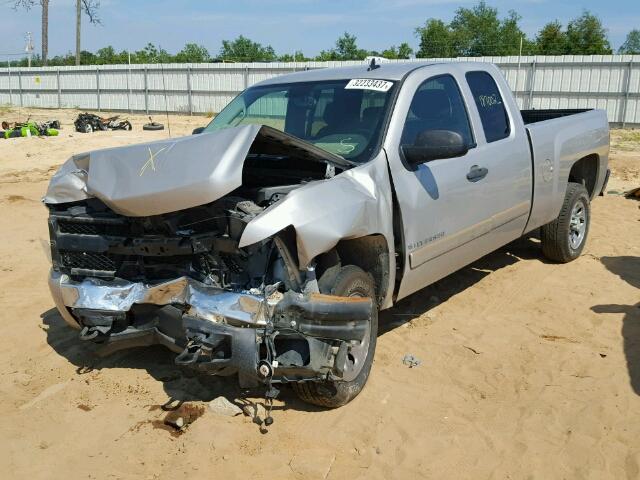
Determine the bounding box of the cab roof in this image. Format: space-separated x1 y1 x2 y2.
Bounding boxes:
253 61 439 87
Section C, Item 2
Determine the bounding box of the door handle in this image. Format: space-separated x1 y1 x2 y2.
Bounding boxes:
466 165 488 182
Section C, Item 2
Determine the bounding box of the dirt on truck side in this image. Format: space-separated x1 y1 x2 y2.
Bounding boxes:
0 107 639 479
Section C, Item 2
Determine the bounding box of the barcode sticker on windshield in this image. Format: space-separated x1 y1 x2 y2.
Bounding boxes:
345 79 394 92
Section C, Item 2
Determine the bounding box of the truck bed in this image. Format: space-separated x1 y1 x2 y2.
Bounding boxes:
523 109 609 234
521 109 592 125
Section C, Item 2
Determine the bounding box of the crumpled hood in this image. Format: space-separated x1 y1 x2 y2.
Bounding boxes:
44 124 349 217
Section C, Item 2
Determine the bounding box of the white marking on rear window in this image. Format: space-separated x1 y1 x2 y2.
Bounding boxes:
345 79 394 92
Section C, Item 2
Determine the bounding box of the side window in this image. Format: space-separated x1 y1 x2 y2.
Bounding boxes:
400 74 473 147
465 71 510 143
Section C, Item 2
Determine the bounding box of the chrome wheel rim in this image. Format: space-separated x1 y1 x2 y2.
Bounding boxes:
569 199 587 250
341 292 371 382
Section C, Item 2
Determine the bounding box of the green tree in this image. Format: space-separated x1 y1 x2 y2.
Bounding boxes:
134 43 171 63
79 49 96 65
278 51 308 62
316 32 370 60
175 43 210 63
536 21 568 55
381 42 413 59
96 45 116 64
498 10 534 55
335 32 367 59
417 2 531 58
618 29 640 54
449 1 502 56
47 52 75 66
415 19 457 57
219 35 276 62
565 11 612 54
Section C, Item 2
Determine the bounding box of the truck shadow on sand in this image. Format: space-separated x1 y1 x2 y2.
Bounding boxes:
40 235 546 410
40 308 320 417
591 256 640 396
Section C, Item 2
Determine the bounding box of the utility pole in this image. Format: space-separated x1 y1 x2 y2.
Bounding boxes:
42 0 49 65
76 0 81 65
25 31 34 68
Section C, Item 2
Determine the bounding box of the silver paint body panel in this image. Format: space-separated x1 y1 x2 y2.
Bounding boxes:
44 124 350 217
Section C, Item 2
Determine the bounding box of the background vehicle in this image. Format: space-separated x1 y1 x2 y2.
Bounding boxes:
45 62 609 407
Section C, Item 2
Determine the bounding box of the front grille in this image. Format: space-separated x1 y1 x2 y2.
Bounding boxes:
60 251 117 272
58 219 130 237
49 200 244 284
59 221 100 235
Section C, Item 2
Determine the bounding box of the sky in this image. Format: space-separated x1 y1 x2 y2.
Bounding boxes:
0 0 638 60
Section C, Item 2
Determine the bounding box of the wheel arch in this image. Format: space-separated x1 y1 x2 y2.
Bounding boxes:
314 234 391 308
568 154 599 199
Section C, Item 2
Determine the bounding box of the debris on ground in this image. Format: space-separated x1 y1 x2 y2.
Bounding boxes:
2 119 60 138
463 345 482 355
402 354 422 368
74 113 132 133
161 403 206 434
208 396 242 417
143 116 165 131
624 187 640 199
240 402 268 423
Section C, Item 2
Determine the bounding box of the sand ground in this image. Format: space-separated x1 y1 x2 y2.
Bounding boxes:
0 108 639 480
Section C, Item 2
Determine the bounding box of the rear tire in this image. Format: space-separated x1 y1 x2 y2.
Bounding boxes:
541 182 590 263
292 265 378 408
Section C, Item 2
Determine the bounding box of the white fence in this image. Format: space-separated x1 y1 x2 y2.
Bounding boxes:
0 55 639 126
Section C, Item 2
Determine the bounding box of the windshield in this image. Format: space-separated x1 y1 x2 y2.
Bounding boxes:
204 79 396 163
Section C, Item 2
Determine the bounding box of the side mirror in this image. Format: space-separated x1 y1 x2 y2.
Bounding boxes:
402 130 469 167
192 126 205 135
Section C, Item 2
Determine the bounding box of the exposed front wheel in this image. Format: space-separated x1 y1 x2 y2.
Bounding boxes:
541 182 591 263
292 265 378 408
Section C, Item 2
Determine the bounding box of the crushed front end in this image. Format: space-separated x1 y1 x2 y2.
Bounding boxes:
46 162 372 389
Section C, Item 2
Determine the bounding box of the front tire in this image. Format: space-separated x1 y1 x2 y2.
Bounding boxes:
293 265 378 408
541 182 591 263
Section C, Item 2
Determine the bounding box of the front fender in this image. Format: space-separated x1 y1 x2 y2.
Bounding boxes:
239 159 393 270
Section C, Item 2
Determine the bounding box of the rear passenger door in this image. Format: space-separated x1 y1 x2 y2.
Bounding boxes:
464 69 532 249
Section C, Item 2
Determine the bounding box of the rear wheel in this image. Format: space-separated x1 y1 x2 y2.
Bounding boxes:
541 182 590 263
292 265 378 408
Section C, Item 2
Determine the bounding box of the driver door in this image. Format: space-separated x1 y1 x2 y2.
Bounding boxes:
385 67 496 300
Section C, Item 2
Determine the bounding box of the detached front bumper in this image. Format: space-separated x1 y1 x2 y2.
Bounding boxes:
48 270 373 386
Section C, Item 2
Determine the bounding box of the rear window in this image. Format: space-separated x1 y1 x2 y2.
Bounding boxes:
466 71 510 143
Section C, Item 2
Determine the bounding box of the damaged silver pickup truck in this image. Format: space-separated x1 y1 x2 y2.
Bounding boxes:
45 62 610 407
